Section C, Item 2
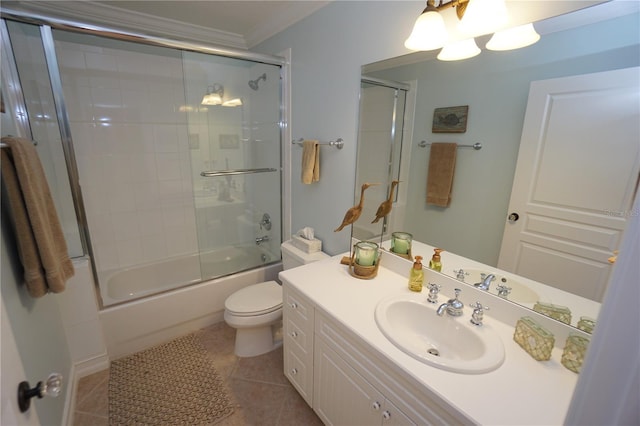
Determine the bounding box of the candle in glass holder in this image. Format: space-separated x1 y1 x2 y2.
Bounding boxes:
355 241 378 266
391 232 412 254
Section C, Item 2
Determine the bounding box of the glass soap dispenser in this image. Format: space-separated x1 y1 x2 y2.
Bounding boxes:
429 248 444 272
409 256 424 292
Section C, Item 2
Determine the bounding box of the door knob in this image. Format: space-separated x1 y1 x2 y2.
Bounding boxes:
508 213 519 222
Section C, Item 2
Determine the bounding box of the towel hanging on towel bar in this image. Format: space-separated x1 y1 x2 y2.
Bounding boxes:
0 136 74 297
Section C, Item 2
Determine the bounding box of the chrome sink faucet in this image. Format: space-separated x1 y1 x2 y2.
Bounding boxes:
436 288 464 317
474 273 496 291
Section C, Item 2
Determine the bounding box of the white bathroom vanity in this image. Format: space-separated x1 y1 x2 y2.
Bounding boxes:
280 249 584 425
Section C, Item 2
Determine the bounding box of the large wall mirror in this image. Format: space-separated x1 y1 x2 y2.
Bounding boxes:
353 1 640 330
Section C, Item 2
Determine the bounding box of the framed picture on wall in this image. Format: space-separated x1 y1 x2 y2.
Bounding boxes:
432 105 468 133
219 134 239 149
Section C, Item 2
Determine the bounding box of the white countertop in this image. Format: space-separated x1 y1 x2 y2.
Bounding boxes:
280 251 581 425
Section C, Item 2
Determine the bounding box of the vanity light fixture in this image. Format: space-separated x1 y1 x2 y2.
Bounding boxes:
406 0 539 60
437 38 481 61
486 23 541 51
458 0 508 37
201 83 243 107
404 0 449 51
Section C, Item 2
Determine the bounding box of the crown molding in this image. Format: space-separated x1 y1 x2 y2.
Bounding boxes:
6 1 248 49
244 1 331 48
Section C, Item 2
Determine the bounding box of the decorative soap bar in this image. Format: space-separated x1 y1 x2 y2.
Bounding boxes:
513 316 555 361
561 334 590 373
533 301 572 325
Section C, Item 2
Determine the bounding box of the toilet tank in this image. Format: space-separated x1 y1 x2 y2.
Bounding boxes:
281 240 329 270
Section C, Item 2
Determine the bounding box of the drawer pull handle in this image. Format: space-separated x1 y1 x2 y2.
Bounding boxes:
382 410 391 420
291 368 298 375
290 331 298 338
372 401 381 410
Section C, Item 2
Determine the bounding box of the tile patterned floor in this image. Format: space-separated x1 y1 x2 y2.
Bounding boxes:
73 322 322 425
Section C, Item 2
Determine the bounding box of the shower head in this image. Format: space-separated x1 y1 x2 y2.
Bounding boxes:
248 73 267 91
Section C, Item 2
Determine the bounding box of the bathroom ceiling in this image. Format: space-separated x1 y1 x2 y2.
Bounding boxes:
94 1 330 46
2 1 331 49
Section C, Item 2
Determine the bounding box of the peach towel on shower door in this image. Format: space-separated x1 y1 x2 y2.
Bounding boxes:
0 136 74 297
426 142 457 207
301 140 320 184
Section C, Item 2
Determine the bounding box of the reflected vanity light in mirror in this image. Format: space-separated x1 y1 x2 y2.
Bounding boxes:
437 38 481 61
486 23 541 51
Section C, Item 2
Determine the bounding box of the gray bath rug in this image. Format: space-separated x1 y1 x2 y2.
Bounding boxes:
108 332 234 425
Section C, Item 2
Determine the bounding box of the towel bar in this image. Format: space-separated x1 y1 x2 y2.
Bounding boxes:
419 141 482 150
292 138 344 150
201 167 278 177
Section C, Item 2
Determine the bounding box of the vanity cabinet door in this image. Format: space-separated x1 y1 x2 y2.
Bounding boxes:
283 285 314 405
314 339 414 426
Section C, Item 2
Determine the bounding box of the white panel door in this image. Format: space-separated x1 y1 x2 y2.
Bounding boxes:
498 67 640 302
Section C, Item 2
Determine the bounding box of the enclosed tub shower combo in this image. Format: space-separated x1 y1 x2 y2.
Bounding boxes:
1 10 287 321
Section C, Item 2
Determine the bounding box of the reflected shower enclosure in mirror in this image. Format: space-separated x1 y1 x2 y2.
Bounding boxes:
353 2 640 329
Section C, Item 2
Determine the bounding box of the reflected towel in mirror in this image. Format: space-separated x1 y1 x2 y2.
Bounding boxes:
426 142 457 207
301 140 320 184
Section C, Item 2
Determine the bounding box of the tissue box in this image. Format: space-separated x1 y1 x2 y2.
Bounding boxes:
291 235 322 253
513 316 554 361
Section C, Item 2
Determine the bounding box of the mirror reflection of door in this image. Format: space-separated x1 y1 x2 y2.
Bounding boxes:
354 77 408 240
499 67 640 302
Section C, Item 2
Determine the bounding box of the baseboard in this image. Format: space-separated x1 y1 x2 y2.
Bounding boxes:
63 353 110 426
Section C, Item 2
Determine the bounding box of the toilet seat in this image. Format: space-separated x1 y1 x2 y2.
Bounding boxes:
224 281 282 316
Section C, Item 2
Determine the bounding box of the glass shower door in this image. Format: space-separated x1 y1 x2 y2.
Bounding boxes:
181 52 282 280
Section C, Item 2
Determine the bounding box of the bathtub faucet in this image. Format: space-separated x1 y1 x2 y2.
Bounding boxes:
255 235 270 245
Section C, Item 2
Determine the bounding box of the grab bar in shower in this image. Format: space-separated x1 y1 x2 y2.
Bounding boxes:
418 141 482 150
200 167 278 177
292 138 344 150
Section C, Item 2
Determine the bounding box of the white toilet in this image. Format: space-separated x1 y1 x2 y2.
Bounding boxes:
224 240 329 357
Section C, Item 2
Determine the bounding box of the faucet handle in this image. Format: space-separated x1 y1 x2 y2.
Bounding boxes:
426 282 441 304
469 302 489 326
453 269 469 281
496 284 512 298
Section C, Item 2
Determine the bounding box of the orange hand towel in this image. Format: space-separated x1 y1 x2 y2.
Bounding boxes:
426 142 457 207
301 140 320 184
1 136 74 297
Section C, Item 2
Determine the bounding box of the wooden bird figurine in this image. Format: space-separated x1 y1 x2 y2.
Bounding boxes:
371 180 401 223
334 182 380 232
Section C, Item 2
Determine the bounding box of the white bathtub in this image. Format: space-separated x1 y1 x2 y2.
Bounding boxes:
99 245 282 358
103 245 276 306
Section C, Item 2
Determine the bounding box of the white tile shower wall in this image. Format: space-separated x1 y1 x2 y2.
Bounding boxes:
56 39 198 279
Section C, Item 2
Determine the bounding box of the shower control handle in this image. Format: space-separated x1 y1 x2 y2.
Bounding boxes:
259 213 272 231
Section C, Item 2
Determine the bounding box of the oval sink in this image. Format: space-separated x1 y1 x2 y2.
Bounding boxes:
464 269 540 303
375 296 505 374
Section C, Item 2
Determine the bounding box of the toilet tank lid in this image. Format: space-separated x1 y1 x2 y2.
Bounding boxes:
281 240 329 263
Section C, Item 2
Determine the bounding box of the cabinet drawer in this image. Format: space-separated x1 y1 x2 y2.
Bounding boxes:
284 287 313 328
285 316 311 353
284 344 313 405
